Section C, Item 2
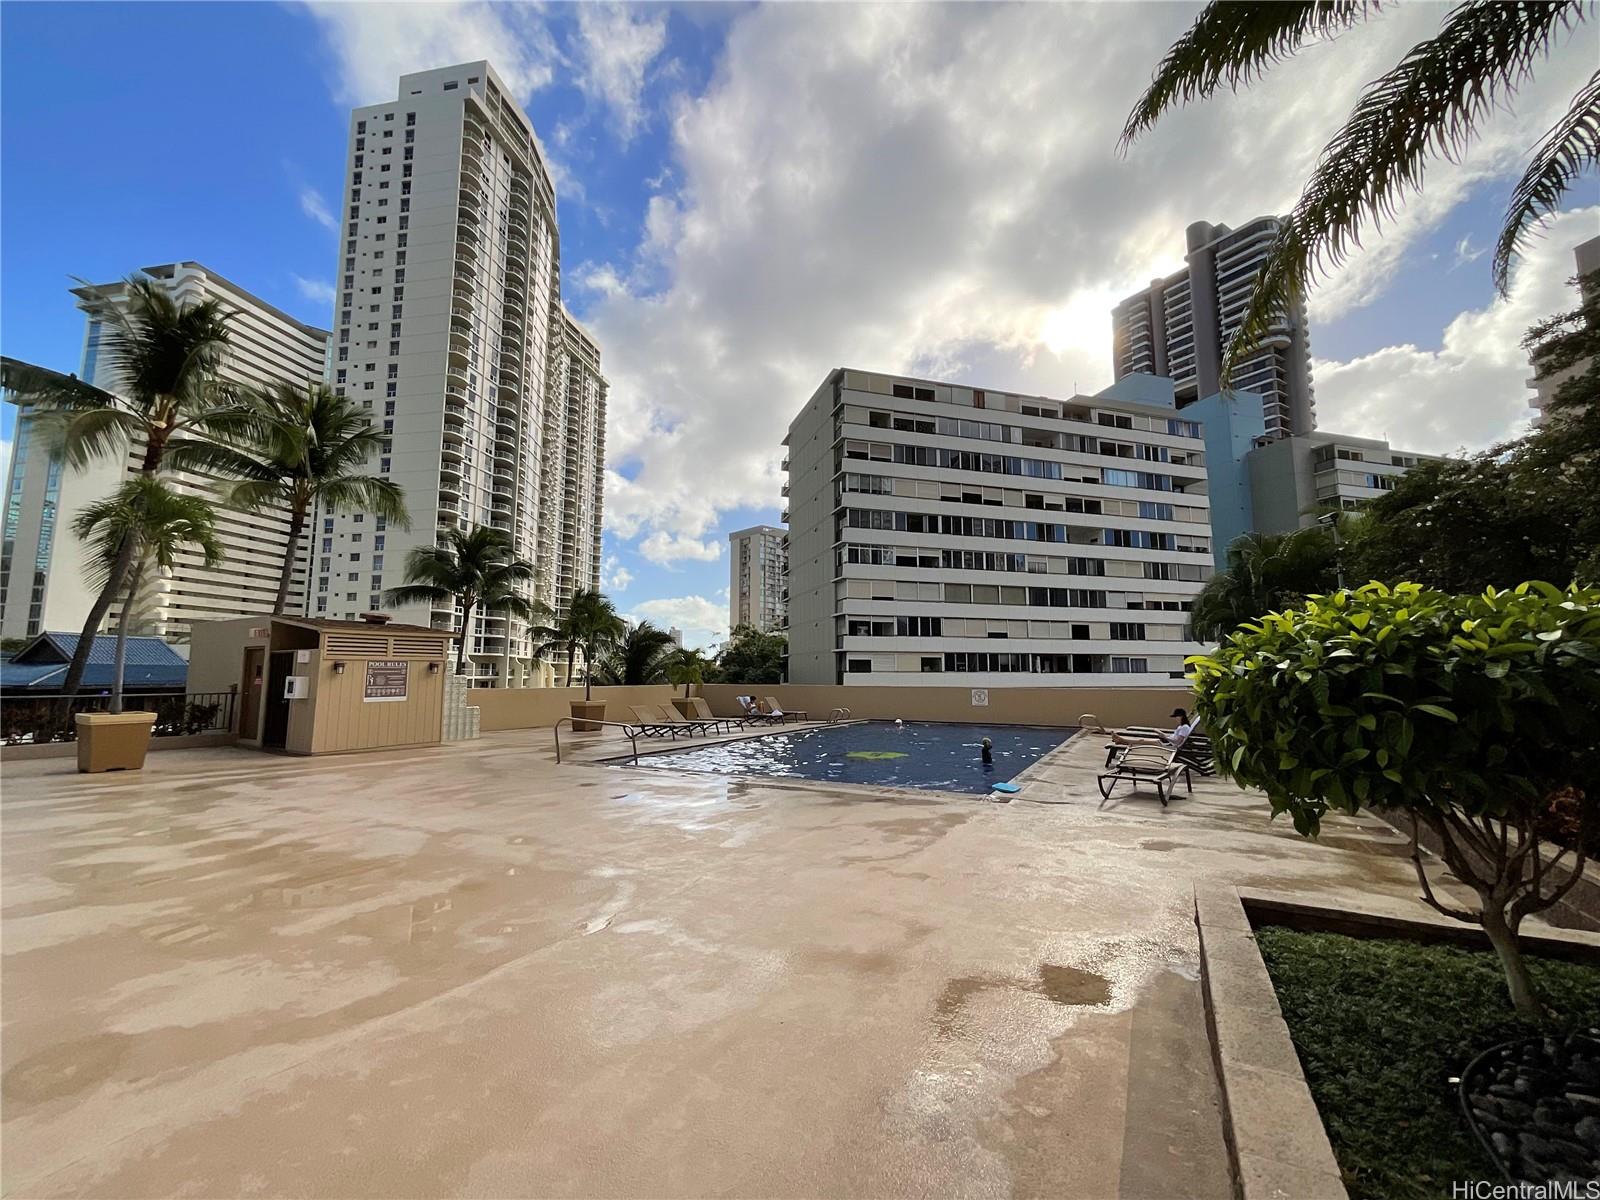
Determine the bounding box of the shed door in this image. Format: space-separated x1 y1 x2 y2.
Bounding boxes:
263 652 294 749
239 647 265 740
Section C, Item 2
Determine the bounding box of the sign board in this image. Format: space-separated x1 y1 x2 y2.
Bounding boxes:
248 626 269 640
296 649 312 664
363 659 409 703
970 688 989 708
284 676 309 700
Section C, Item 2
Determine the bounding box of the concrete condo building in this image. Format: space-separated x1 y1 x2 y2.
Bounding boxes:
1527 234 1600 426
784 370 1212 687
1113 218 1316 440
729 524 788 633
316 61 606 686
1 263 328 642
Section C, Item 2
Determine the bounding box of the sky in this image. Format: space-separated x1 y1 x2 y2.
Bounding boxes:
2 2 1597 650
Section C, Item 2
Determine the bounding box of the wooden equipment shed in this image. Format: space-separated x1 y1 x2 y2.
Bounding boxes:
188 615 454 755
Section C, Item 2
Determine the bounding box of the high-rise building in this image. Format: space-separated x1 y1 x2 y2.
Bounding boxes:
1 263 328 642
783 369 1212 687
1113 217 1316 439
729 524 788 634
540 306 607 622
1527 234 1600 426
316 61 605 687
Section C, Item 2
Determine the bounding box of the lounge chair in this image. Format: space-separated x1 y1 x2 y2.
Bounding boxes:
688 696 745 732
738 696 783 724
1103 725 1214 775
653 705 722 737
629 705 684 738
1097 745 1191 808
762 696 807 723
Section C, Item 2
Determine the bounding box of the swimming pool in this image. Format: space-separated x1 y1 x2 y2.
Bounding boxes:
627 721 1076 795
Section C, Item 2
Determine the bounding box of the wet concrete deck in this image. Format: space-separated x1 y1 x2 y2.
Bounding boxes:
2 728 1448 1197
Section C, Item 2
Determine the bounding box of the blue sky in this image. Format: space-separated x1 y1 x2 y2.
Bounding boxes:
3 2 1597 647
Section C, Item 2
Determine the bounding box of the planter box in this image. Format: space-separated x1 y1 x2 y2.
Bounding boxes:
74 711 158 773
570 700 606 732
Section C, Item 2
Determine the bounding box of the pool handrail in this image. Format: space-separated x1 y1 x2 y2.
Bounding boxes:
552 716 642 765
828 707 852 723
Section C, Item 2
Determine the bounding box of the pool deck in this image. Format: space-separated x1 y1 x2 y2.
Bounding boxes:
3 725 1471 1197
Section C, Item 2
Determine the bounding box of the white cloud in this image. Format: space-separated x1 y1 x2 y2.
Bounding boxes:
1315 206 1600 455
600 554 634 592
638 529 723 565
302 1 557 107
584 4 1594 548
299 185 336 231
293 274 337 305
573 3 669 142
626 595 728 650
1452 234 1487 271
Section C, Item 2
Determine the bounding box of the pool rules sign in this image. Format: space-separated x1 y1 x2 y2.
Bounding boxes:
363 660 409 703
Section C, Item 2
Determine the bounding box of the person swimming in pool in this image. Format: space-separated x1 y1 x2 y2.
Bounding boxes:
980 737 993 765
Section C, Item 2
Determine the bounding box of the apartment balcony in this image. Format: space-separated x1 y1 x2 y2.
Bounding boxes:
781 508 790 522
781 457 789 472
780 482 790 496
457 185 481 211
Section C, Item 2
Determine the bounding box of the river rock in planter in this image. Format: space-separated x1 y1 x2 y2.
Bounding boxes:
1461 1032 1600 1184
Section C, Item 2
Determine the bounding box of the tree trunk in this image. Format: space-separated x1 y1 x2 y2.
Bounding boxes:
1481 902 1542 1019
273 499 307 615
110 563 145 716
456 599 474 676
584 641 593 701
566 644 576 691
58 426 169 708
55 532 139 728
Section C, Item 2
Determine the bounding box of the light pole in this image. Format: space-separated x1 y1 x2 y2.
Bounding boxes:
1318 512 1346 591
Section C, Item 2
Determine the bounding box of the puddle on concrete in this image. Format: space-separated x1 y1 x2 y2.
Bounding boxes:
2 1032 132 1103
935 963 1111 1038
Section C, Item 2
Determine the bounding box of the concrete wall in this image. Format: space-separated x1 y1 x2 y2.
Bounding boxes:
472 685 686 731
700 683 1196 728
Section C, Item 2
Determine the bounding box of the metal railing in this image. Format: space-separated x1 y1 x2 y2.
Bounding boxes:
828 707 852 723
0 691 236 746
552 716 641 765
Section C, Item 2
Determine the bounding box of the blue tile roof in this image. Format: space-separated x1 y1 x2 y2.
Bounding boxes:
1 633 188 692
21 632 188 668
1 662 188 691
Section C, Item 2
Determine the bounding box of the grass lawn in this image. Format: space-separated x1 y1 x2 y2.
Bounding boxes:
1254 927 1600 1200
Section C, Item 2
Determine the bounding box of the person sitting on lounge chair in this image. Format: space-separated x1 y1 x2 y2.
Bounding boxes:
1111 708 1196 750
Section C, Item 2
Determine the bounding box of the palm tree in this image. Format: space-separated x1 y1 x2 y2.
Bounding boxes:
71 476 223 714
592 622 677 686
663 645 712 699
384 525 543 677
1121 2 1598 385
535 588 626 699
219 382 409 613
0 276 250 702
1189 527 1339 642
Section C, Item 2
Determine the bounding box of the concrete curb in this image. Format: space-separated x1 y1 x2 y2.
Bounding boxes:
1195 885 1348 1200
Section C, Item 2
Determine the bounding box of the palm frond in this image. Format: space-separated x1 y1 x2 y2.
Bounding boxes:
0 357 118 410
1120 1 1374 150
162 436 273 480
1493 69 1600 294
1220 0 1589 384
317 476 411 527
47 406 140 470
225 478 290 512
384 583 453 607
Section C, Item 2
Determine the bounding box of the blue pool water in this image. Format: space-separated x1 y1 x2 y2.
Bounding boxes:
628 721 1076 795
